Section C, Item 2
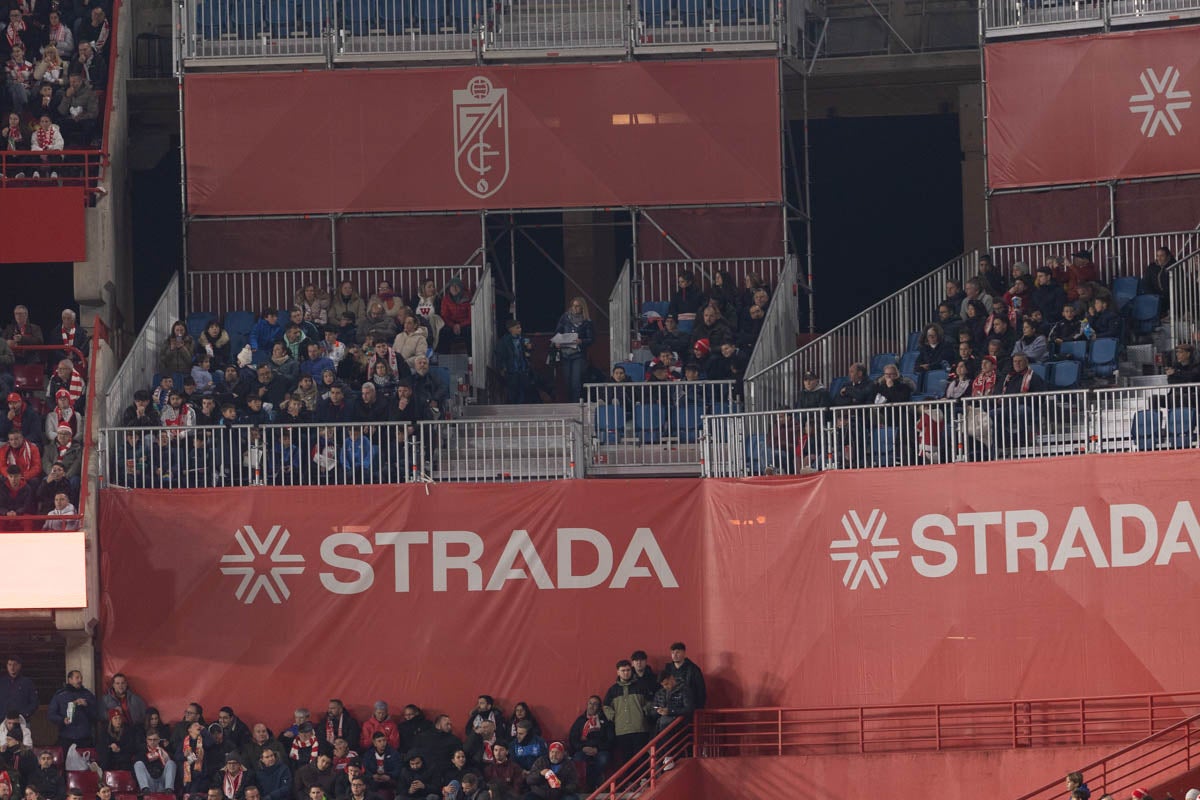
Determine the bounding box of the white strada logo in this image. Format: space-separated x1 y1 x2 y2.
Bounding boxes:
220 525 306 605
829 509 900 590
453 76 509 199
1129 67 1192 137
831 501 1200 591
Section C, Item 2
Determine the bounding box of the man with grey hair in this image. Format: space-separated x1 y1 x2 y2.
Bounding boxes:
835 362 875 406
51 309 89 367
409 356 448 419
354 382 388 423
3 305 44 364
960 277 994 321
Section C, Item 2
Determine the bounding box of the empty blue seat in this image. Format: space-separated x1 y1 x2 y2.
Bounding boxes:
920 369 949 400
1029 363 1048 381
430 366 452 392
616 361 645 381
224 310 257 354
595 405 624 444
1049 360 1080 388
1131 294 1161 335
677 318 694 333
1088 338 1119 378
1131 409 1161 451
869 353 898 379
1112 276 1139 311
252 349 272 366
905 331 921 353
1167 407 1196 449
828 376 849 400
674 404 701 443
899 351 918 377
634 403 663 444
1057 341 1087 361
187 312 215 339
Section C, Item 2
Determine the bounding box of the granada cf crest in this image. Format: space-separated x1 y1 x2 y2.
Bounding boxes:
453 76 509 199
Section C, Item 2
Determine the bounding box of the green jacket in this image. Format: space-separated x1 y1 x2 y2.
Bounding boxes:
603 679 652 736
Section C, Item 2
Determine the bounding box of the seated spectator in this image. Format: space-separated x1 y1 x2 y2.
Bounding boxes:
934 303 962 344
97 708 136 771
55 70 94 147
73 41 104 90
874 364 913 404
295 284 331 327
0 465 34 523
44 386 82 437
690 305 731 349
648 314 690 362
667 270 704 322
1011 318 1049 364
962 299 987 348
37 457 76 509
998 352 1046 394
437 749 478 793
523 741 578 800
509 721 546 771
735 288 769 348
481 742 523 798
287 723 329 771
4 305 45 363
2 392 42 444
46 358 85 409
835 362 874 406
707 341 748 398
1166 344 1200 384
162 390 196 429
463 719 502 771
151 374 174 412
1003 276 1032 320
359 703 400 753
256 749 291 800
287 307 320 345
396 751 436 800
3 9 35 56
945 361 972 400
315 385 354 424
79 7 110 55
567 696 612 792
366 281 406 321
942 279 965 312
197 320 232 368
336 313 359 348
33 43 67 91
507 704 539 743
249 309 282 352
608 365 629 384
121 389 161 427
27 84 59 126
357 302 396 345
192 356 216 395
331 281 366 328
318 326 346 365
42 424 80 481
1065 250 1099 301
215 752 254 800
977 254 1004 295
0 429 41 483
1085 296 1120 340
300 342 335 383
392 316 428 369
438 278 472 355
984 337 1011 375
134 730 178 793
26 749 64 799
916 324 954 373
2 110 30 183
410 356 448 420
987 314 1016 353
955 341 979 377
796 371 832 413
1049 303 1084 348
160 320 194 374
960 278 993 321
294 753 336 800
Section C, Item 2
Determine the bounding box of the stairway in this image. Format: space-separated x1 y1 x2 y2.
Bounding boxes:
424 402 584 482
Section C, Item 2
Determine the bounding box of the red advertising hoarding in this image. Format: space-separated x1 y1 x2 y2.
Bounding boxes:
100 452 1200 734
986 25 1200 189
0 187 86 263
184 60 782 217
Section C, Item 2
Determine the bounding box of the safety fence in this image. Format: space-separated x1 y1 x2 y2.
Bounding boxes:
743 251 979 412
181 0 781 61
984 0 1200 36
412 416 577 481
186 265 481 320
609 258 633 370
991 229 1200 288
702 381 1200 477
742 253 797 403
692 691 1200 758
1168 248 1199 355
468 265 494 390
633 256 786 315
0 151 110 196
586 379 736 472
584 716 690 800
105 274 180 428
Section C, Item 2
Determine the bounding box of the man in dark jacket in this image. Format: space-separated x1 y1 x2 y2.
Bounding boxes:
874 365 914 405
28 750 65 800
650 674 694 733
413 716 461 774
1030 268 1067 323
1167 344 1200 384
523 742 579 800
254 748 291 800
47 670 98 747
292 752 336 800
120 390 162 428
835 363 875 406
660 642 706 709
360 733 401 796
796 372 833 417
0 656 38 719
666 272 704 321
567 696 613 791
396 706 431 756
396 751 438 800
629 651 658 698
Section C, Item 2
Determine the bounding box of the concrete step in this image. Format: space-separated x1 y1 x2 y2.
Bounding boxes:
462 402 582 421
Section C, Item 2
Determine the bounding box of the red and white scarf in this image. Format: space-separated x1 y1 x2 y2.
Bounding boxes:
145 745 169 764
4 124 22 148
5 19 24 48
6 59 30 85
290 736 319 763
35 125 55 150
48 22 67 48
325 716 345 744
61 327 77 347
580 713 601 742
3 441 33 473
59 366 84 405
222 768 244 799
182 737 204 785
92 19 109 50
1010 369 1034 394
971 371 996 397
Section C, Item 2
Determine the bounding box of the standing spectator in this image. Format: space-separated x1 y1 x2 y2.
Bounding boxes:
359 702 399 752
101 673 147 725
1065 250 1099 301
0 657 38 720
1141 247 1173 316
523 742 578 800
493 319 534 405
629 651 658 697
660 642 706 709
409 356 447 420
976 254 1004 296
47 669 98 747
602 660 652 771
552 298 594 404
567 696 612 791
438 278 472 354
397 706 431 755
1031 267 1066 323
1065 772 1091 800
666 271 704 322
4 305 44 364
735 289 769 349
650 673 694 732
50 310 88 367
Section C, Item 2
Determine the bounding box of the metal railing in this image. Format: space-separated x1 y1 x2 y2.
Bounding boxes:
742 254 797 411
101 421 415 487
991 230 1200 288
609 258 633 369
1169 249 1200 354
105 274 180 428
585 379 736 472
584 716 690 800
692 692 1200 758
0 151 109 196
411 416 576 481
1017 713 1200 800
634 256 786 314
744 251 979 412
702 382 1200 477
337 265 480 308
984 0 1200 36
469 265 493 390
179 0 780 61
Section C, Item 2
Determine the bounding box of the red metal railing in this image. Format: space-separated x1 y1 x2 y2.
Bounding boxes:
691 692 1200 758
1017 713 1200 800
583 716 690 800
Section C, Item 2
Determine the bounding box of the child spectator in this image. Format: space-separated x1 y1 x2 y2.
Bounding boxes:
192 356 215 394
249 308 281 352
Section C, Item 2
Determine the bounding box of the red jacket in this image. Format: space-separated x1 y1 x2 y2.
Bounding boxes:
0 441 42 482
359 717 399 750
440 295 472 328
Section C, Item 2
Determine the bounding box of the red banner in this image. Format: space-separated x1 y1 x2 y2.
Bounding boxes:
100 452 1200 734
184 60 782 217
986 26 1200 189
0 187 86 263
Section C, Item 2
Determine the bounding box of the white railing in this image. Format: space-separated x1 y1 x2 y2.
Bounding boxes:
179 0 780 60
101 421 415 487
991 230 1200 287
984 0 1200 35
470 265 493 390
1169 250 1200 353
105 275 180 428
336 265 480 309
609 257 633 369
585 379 736 471
187 267 331 318
634 256 786 313
743 254 798 411
744 251 979 412
411 416 577 481
702 382 1200 476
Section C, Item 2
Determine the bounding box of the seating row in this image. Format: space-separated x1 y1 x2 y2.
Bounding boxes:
595 402 734 444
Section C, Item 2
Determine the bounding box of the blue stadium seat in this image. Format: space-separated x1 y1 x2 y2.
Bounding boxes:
828 376 849 399
1049 360 1080 388
187 312 215 339
1131 294 1161 335
225 310 257 354
674 404 701 443
1112 276 1139 311
677 318 695 334
616 361 645 382
899 352 919 379
869 353 897 379
1088 338 1119 378
1029 363 1047 382
710 402 733 417
1057 341 1087 361
595 405 624 444
195 0 227 38
745 434 767 475
1167 407 1196 449
905 331 921 354
1130 409 1161 451
252 349 271 366
634 404 663 444
430 366 452 393
873 426 897 467
918 369 948 400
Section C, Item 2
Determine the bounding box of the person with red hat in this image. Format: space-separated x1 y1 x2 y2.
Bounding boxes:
523 741 579 800
45 390 83 444
0 392 42 446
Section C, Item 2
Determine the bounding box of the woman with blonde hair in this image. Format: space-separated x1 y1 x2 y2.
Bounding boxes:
553 297 594 403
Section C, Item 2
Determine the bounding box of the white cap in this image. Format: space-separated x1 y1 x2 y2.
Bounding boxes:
1184 789 1199 800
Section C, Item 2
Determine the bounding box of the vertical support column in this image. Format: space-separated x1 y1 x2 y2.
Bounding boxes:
562 210 619 313
960 83 987 254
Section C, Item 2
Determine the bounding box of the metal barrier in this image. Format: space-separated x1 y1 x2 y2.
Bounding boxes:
703 382 1200 477
188 0 330 60
101 421 414 487
487 0 626 52
744 251 978 412
335 0 484 57
0 151 109 196
634 0 779 48
984 0 1200 35
634 256 786 314
105 274 180 428
609 258 633 369
585 379 736 472
693 692 1200 758
336 265 480 308
469 265 493 390
742 254 797 411
584 717 690 800
991 230 1200 287
1169 249 1200 353
187 267 330 318
412 416 576 481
